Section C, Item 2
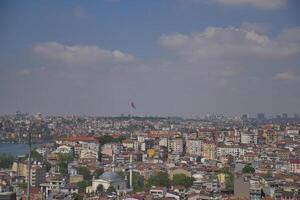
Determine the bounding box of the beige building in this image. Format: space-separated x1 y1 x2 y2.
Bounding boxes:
12 161 45 187
186 139 202 156
170 137 184 155
80 148 98 159
122 139 134 149
12 162 28 179
289 159 300 174
70 175 83 184
202 143 216 160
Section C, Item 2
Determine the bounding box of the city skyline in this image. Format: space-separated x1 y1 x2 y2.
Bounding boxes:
0 0 300 117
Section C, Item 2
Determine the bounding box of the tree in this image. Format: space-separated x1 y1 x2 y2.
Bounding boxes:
106 185 116 193
44 161 51 172
72 193 83 200
98 135 114 145
147 171 170 188
57 153 73 163
94 168 104 178
172 174 194 188
218 168 234 193
118 134 129 142
77 180 89 193
96 184 104 193
17 182 27 190
58 162 68 174
57 153 73 174
117 171 125 179
132 172 145 192
225 173 234 193
117 171 144 192
219 167 231 175
0 154 14 169
23 149 43 162
98 134 129 145
31 149 43 161
242 165 255 174
78 166 92 181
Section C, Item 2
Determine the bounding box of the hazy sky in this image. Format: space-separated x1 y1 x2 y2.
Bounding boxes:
0 0 300 117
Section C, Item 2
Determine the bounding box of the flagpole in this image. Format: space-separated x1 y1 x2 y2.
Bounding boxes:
130 102 133 140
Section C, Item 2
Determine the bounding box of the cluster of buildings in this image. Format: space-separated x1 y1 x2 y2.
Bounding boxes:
0 113 299 199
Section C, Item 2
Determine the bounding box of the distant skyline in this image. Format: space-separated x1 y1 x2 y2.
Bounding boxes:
5 111 300 120
0 0 300 117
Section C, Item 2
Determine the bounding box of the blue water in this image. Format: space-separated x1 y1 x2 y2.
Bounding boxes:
0 143 36 156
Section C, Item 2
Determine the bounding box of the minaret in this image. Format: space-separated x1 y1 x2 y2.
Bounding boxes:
27 131 32 200
129 154 133 189
112 153 116 172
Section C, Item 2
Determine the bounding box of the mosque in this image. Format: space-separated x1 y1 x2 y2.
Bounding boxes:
91 154 133 194
92 171 128 192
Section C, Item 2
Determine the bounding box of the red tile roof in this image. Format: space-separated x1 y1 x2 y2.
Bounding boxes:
63 136 99 143
290 159 300 164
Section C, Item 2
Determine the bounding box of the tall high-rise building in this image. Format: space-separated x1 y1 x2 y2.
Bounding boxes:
282 113 288 119
257 113 265 121
241 114 248 121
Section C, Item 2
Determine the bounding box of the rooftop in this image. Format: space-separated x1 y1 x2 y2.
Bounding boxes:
98 171 123 182
63 136 99 143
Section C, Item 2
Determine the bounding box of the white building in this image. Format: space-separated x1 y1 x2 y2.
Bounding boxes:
54 145 73 154
40 179 66 198
150 187 167 198
80 149 98 160
159 138 169 148
217 145 246 159
59 136 100 158
240 132 258 144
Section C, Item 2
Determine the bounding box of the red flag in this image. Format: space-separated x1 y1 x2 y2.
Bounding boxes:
131 102 136 109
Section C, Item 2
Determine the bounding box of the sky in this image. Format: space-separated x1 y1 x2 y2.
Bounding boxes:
0 0 300 117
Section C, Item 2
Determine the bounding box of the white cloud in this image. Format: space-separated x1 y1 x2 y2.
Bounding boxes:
4 25 300 116
32 42 134 66
160 26 300 63
210 0 287 9
240 22 267 33
274 72 300 81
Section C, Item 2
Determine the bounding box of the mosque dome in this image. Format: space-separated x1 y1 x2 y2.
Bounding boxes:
99 172 123 182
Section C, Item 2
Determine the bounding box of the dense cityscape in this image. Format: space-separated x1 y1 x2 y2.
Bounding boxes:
1 0 300 200
0 112 299 199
